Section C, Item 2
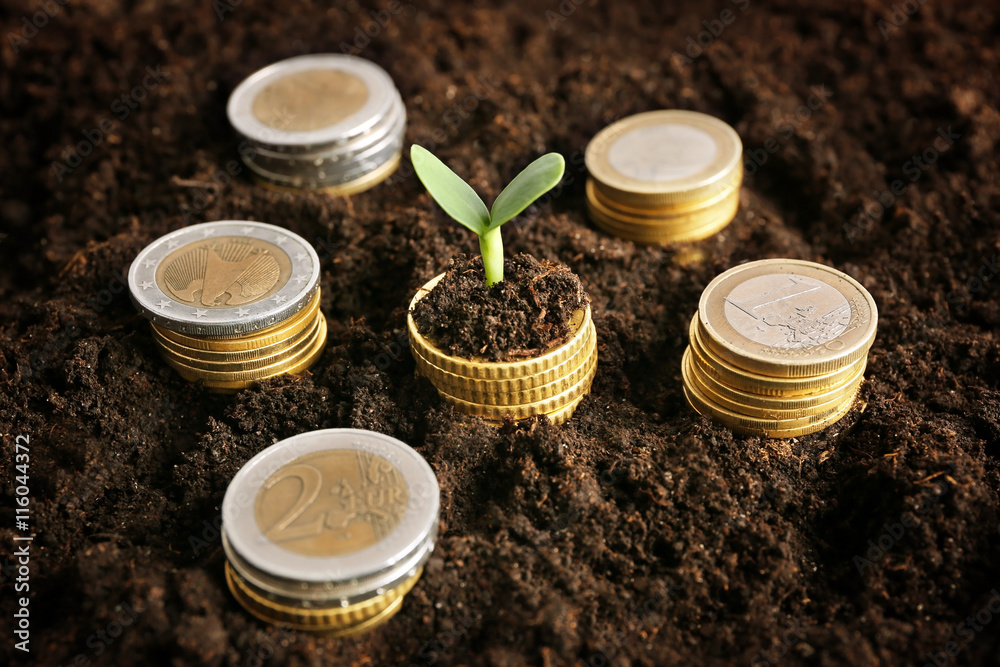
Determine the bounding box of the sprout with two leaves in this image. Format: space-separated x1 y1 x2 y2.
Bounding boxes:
410 145 566 287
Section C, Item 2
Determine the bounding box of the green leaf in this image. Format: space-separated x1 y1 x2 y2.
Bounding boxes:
411 145 490 236
488 153 566 230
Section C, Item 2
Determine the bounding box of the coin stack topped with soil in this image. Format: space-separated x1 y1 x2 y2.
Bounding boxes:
128 221 327 392
407 254 597 425
682 259 878 437
585 110 743 244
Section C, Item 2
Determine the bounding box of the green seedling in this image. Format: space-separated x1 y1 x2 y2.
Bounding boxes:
411 145 565 286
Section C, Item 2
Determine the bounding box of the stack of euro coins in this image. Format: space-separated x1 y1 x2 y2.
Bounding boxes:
682 259 878 438
227 54 406 195
127 221 326 392
585 110 743 244
407 275 598 426
222 429 440 637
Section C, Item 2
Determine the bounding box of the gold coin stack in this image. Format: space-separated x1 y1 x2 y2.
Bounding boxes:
128 221 327 392
407 275 598 425
150 290 327 392
585 110 743 244
682 259 878 438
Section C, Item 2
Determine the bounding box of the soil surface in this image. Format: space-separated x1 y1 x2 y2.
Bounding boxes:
411 253 588 361
2 0 1000 666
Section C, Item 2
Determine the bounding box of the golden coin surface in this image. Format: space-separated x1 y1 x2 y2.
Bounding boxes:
161 313 327 387
587 177 740 220
417 331 596 406
255 449 409 557
586 110 743 207
434 352 597 420
222 429 439 636
252 69 369 132
155 312 322 372
152 290 321 352
683 348 862 419
698 259 878 378
412 321 596 396
587 197 739 244
684 347 866 409
689 315 866 396
683 374 859 437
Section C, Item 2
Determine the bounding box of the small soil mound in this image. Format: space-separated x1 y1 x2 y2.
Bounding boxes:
411 253 589 362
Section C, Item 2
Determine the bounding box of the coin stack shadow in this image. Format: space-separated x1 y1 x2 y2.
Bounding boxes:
682 313 870 437
151 290 328 393
407 275 598 425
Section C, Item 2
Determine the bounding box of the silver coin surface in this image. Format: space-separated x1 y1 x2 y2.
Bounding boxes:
128 221 320 336
698 258 878 377
222 429 440 602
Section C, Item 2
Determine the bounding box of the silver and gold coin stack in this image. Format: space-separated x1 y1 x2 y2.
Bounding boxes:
585 110 743 244
128 220 326 392
227 54 406 195
222 429 440 637
682 259 878 438
407 275 598 426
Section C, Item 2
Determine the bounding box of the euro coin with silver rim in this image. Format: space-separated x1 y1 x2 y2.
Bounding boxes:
681 258 877 438
697 259 878 378
585 110 743 244
222 429 440 637
227 54 406 195
128 220 327 391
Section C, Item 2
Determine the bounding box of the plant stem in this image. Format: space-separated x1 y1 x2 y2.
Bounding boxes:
479 227 504 286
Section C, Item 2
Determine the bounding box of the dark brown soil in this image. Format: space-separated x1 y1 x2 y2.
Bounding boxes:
411 253 588 361
2 1 1000 666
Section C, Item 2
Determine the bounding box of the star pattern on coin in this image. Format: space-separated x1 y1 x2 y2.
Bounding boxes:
156 300 172 310
143 259 158 269
236 308 251 318
271 294 289 303
240 226 255 235
193 309 209 319
140 281 154 290
202 228 217 237
273 235 288 246
292 274 309 285
166 239 181 249
295 252 308 262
